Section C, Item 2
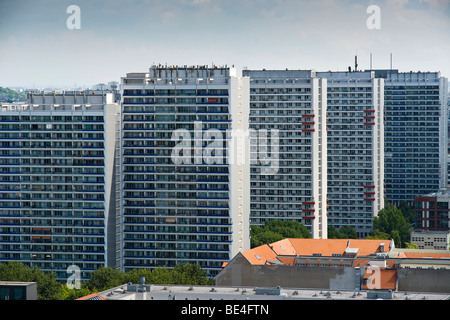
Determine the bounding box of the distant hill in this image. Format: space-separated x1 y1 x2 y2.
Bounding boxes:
0 87 27 102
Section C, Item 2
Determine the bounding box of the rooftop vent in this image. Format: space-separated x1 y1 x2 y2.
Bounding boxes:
254 286 281 296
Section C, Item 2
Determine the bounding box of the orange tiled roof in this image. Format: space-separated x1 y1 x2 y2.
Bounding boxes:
76 293 106 300
386 260 396 268
271 238 392 257
269 238 298 255
354 259 370 267
276 256 296 265
396 252 450 259
241 238 393 266
361 268 397 290
287 239 350 256
346 239 391 255
241 244 278 265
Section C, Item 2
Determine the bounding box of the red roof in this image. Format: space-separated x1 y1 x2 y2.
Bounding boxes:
362 268 397 290
241 244 278 265
394 252 450 259
272 238 391 257
241 238 393 265
76 293 106 300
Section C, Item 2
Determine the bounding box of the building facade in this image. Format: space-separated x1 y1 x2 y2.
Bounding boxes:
414 187 450 232
410 230 450 250
0 281 38 300
243 69 328 239
317 71 384 238
120 65 250 276
0 92 120 281
373 70 448 205
447 93 450 184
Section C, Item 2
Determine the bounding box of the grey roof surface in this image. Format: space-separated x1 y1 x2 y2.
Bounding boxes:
98 284 450 301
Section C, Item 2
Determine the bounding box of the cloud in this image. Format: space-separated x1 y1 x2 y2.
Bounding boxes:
192 0 211 4
387 0 409 8
0 0 449 86
419 0 450 9
181 0 211 5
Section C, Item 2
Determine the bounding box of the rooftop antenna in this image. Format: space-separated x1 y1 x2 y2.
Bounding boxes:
370 53 373 70
355 54 358 72
390 53 393 70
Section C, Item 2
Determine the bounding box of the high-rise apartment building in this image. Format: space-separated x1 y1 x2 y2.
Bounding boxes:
120 65 250 276
317 71 384 238
447 93 450 184
0 91 120 281
372 70 448 205
243 69 328 239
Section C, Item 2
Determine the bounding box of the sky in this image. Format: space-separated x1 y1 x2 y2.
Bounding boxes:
0 0 449 88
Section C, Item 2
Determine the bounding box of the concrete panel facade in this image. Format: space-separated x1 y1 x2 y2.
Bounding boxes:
216 255 358 290
397 268 450 293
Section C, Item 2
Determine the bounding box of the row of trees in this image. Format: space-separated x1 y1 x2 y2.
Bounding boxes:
250 201 417 248
0 261 213 300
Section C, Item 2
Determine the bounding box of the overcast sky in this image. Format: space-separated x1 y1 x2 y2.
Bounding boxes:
0 0 449 88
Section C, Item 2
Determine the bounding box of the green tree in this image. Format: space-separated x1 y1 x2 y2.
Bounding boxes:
124 268 154 285
366 229 391 241
0 261 63 300
404 242 419 249
0 262 215 300
123 264 213 286
398 201 415 225
251 230 285 248
340 225 358 239
172 263 213 285
60 285 94 300
84 266 125 292
372 204 412 247
328 225 358 239
328 225 342 239
0 261 34 282
250 220 311 248
390 230 402 248
149 267 179 284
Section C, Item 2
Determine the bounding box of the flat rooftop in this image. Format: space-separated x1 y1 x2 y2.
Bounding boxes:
98 283 450 301
0 281 37 286
421 187 450 198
